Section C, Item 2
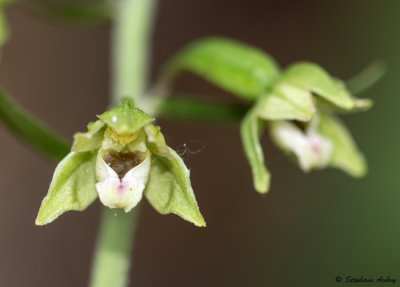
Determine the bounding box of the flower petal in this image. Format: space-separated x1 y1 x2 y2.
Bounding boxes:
124 156 151 184
144 123 171 158
270 120 332 171
72 120 105 152
96 157 151 212
317 111 367 177
256 84 315 121
95 151 119 182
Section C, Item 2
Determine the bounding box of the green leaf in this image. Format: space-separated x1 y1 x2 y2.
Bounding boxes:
145 148 206 227
36 151 98 225
256 84 315 121
318 111 367 177
280 62 355 110
159 95 248 122
0 87 70 161
240 108 270 193
72 120 105 152
25 1 113 24
143 123 171 158
164 37 280 100
98 99 154 136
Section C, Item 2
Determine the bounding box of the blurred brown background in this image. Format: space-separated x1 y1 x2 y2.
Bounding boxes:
0 1 399 286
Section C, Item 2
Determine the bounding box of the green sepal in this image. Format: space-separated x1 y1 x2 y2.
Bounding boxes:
72 120 105 152
318 111 367 177
256 84 315 121
280 62 356 110
165 37 280 101
145 148 206 227
334 80 373 112
98 99 154 136
143 123 171 158
35 151 98 225
240 108 270 193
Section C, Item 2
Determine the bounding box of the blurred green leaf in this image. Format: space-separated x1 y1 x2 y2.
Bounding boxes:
25 0 113 24
164 37 280 101
240 108 270 193
0 87 70 161
145 147 206 227
318 111 367 177
35 151 97 225
159 95 248 122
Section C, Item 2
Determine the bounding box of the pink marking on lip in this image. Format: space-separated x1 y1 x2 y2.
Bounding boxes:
308 138 321 154
310 142 320 154
117 181 125 194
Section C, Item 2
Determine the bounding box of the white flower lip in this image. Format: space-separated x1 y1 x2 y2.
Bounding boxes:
95 152 151 212
271 121 332 171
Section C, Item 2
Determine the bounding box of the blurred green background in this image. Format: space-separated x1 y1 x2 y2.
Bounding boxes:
0 1 398 286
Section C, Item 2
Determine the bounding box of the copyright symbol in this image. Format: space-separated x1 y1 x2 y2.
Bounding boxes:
336 276 342 283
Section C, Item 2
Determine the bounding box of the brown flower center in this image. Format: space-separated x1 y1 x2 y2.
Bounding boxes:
104 151 142 179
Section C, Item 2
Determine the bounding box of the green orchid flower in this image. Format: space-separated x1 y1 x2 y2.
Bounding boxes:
242 62 371 193
36 99 205 227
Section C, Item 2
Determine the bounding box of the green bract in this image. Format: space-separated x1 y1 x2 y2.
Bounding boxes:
36 99 205 227
242 62 371 193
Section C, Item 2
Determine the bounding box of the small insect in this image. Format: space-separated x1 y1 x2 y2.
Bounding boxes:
176 140 207 159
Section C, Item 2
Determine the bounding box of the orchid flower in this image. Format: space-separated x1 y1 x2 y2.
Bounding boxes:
36 99 205 227
241 62 371 193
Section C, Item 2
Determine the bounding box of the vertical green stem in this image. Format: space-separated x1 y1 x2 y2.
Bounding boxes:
90 0 157 286
89 208 140 287
112 0 157 104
